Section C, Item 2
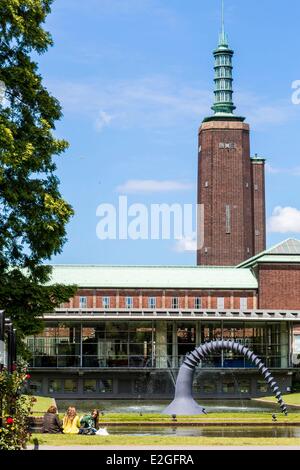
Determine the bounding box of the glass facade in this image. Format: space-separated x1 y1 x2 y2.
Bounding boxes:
292 325 300 367
26 320 292 370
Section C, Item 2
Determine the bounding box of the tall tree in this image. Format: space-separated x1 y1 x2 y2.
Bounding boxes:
0 0 76 349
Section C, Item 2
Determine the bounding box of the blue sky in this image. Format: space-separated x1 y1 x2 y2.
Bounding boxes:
39 0 300 265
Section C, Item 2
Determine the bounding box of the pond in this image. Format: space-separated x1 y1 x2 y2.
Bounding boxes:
56 399 298 415
51 400 300 439
105 425 300 439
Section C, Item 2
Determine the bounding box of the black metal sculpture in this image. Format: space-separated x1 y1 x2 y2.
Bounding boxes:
163 340 288 416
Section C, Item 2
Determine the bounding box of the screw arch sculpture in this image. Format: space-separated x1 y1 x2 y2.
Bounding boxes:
163 340 288 416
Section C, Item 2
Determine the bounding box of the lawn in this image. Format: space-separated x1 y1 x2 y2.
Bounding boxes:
253 393 300 407
31 434 300 447
30 396 54 415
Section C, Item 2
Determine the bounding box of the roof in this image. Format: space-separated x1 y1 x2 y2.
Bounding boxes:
47 265 258 290
238 239 300 268
268 239 300 254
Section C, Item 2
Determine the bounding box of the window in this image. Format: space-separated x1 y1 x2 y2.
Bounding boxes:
217 297 225 310
148 297 156 309
172 297 179 309
83 379 97 393
294 335 300 354
203 380 217 394
102 296 110 309
48 379 62 394
222 379 235 394
225 205 231 234
29 379 43 394
257 380 268 393
99 379 113 393
125 297 133 309
79 296 87 309
64 379 77 393
240 298 248 310
239 380 250 394
194 297 202 310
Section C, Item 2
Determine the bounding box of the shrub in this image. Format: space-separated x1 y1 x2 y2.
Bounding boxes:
0 362 34 450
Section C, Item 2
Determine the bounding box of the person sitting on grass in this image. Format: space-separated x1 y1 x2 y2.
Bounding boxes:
79 409 100 435
42 405 63 434
62 406 80 434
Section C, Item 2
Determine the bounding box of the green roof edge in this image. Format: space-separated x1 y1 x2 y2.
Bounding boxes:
237 238 300 268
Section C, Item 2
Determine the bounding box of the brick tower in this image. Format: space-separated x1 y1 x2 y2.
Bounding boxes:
197 4 266 266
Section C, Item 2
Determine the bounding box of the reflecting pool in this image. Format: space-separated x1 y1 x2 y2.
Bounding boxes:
106 426 300 438
56 399 299 415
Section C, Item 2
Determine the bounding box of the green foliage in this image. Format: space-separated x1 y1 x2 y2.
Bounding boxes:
0 269 76 356
0 1 76 345
0 361 34 450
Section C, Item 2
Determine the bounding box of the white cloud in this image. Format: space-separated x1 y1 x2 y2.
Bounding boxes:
266 164 300 176
174 235 197 253
267 206 300 233
50 75 296 134
95 110 114 131
117 179 194 194
265 164 283 175
48 76 211 131
235 91 295 128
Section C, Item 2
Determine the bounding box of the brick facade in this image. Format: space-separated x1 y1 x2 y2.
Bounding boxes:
251 160 266 255
197 120 266 266
258 264 300 310
62 289 258 310
59 262 300 312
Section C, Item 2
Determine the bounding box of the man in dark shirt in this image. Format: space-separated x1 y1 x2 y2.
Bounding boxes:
42 405 63 434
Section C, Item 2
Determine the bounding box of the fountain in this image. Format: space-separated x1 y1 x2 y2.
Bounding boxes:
163 340 288 416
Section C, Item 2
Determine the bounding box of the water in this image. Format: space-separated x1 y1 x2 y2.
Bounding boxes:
53 399 300 439
106 425 300 439
56 399 298 414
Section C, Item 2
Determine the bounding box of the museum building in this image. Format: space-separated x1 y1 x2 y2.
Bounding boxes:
26 20 300 399
26 240 300 399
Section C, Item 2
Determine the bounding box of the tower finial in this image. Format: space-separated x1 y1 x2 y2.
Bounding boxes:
221 0 225 35
203 0 245 122
211 0 235 116
219 0 228 47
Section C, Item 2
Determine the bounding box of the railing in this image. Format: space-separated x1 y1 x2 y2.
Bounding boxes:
28 354 293 369
44 308 300 321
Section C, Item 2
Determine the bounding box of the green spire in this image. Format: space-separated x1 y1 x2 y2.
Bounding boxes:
211 0 236 116
219 0 228 47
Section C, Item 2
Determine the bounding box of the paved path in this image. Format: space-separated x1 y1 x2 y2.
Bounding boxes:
29 445 300 451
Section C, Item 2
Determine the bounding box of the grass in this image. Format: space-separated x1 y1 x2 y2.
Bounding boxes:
254 393 300 406
30 434 300 447
29 398 300 447
30 396 54 415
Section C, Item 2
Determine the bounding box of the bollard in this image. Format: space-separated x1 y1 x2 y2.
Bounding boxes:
33 438 39 450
